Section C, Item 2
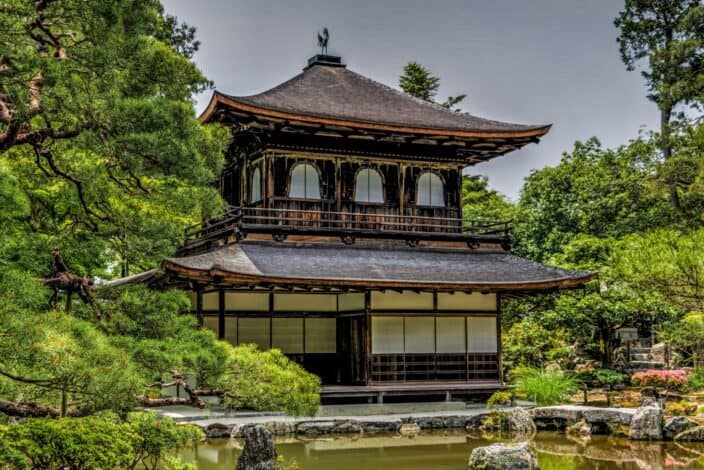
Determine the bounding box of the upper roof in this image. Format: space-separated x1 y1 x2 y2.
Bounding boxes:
163 241 594 292
200 56 551 141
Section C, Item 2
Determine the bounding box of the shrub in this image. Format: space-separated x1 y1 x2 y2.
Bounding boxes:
486 390 512 409
631 369 690 391
686 369 704 392
0 413 200 470
216 344 321 416
0 415 136 470
666 400 698 416
514 368 580 406
593 369 628 387
126 412 201 470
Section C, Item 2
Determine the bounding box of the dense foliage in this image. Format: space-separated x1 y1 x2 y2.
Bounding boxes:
216 344 321 416
0 412 200 470
0 0 320 429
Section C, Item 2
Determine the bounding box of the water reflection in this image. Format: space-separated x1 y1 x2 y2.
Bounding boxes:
178 431 704 470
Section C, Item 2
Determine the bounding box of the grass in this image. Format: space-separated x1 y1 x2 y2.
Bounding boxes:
514 368 580 406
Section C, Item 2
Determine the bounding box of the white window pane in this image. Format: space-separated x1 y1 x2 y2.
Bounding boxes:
272 318 303 353
429 174 445 207
355 169 384 203
305 318 336 353
304 165 321 199
355 170 370 202
404 317 435 353
367 169 384 203
372 316 404 354
417 173 431 206
224 317 237 345
202 316 219 337
250 167 262 202
436 317 466 353
467 316 497 353
238 318 271 350
289 165 306 198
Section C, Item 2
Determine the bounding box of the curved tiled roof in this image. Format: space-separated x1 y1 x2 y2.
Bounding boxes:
163 241 595 291
201 60 551 139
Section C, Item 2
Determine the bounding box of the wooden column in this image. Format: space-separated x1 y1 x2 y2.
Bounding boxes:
335 158 342 212
218 289 225 340
196 289 204 327
364 290 371 385
399 163 405 215
496 293 503 383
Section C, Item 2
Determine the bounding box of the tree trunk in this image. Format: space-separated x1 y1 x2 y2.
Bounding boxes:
0 399 84 418
661 100 680 210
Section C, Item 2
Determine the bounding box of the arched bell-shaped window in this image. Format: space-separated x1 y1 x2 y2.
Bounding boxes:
288 162 321 199
250 167 262 203
417 172 445 207
354 168 384 203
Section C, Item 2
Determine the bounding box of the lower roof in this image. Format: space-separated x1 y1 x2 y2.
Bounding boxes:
163 241 595 292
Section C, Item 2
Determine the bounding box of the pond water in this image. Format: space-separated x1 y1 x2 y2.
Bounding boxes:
178 431 704 470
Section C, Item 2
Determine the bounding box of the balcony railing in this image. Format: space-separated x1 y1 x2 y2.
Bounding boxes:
181 205 512 253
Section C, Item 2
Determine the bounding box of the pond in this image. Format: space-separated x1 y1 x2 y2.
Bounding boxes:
178 430 704 469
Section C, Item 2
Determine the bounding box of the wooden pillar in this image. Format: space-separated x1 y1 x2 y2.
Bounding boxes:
399 163 405 215
335 158 342 212
241 157 248 206
218 289 225 340
364 290 371 385
496 293 503 383
196 289 204 327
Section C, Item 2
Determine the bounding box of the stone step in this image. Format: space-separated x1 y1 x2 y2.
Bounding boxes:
630 353 651 361
629 360 666 370
630 347 651 354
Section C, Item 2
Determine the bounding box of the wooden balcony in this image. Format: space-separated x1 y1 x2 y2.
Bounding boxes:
181 202 512 254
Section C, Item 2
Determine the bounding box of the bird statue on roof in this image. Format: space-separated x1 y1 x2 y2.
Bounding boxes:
317 27 329 55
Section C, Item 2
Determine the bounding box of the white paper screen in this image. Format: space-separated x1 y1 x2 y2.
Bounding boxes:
466 316 497 353
436 317 466 353
238 318 271 350
272 318 304 353
371 316 404 353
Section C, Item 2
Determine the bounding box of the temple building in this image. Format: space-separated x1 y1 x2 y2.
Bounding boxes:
163 54 594 402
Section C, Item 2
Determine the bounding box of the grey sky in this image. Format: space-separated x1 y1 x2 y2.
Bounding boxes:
162 0 658 199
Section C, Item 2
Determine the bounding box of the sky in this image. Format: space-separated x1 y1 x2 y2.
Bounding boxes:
162 0 659 199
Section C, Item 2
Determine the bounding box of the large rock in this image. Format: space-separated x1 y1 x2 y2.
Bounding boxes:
663 417 697 440
481 408 536 435
205 422 232 439
628 405 663 440
508 408 537 438
565 419 592 443
236 424 277 470
532 405 634 431
468 442 539 470
674 425 704 442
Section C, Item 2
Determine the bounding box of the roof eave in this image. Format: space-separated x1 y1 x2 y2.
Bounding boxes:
199 91 552 140
162 259 596 292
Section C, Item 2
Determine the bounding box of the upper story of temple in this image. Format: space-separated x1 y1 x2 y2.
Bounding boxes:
185 54 550 253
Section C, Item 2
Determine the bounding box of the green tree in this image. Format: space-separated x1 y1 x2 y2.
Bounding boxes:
0 0 230 277
399 61 440 101
462 175 515 221
515 137 672 261
614 228 704 312
615 0 704 208
399 61 466 110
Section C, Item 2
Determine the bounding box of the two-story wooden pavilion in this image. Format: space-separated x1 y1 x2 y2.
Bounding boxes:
163 54 594 402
